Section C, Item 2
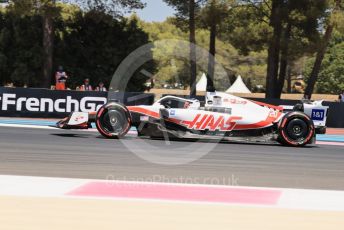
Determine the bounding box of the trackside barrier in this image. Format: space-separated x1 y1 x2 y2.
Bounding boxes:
0 87 154 118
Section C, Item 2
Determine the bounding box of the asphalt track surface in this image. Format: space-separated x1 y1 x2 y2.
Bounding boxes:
0 126 343 190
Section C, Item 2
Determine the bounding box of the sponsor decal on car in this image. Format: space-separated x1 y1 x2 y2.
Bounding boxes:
182 114 242 131
74 116 85 122
224 98 248 105
269 109 279 118
140 116 149 121
311 109 325 121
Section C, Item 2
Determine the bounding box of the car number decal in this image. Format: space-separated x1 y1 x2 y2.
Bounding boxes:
311 109 325 121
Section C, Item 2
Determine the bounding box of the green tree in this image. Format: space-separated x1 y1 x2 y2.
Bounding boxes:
303 31 344 94
9 0 145 88
0 9 43 86
224 0 327 98
139 18 191 88
138 16 266 91
164 0 206 96
310 42 344 94
0 2 151 91
54 9 151 91
9 0 59 88
275 0 327 97
200 0 232 92
304 0 344 98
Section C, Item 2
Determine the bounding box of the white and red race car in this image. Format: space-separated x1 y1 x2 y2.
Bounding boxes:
57 92 329 147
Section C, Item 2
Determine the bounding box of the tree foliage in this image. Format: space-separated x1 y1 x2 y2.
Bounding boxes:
2 0 344 95
164 0 208 96
223 0 328 98
304 0 344 98
304 31 344 94
0 3 151 91
4 0 145 88
139 17 266 91
313 42 344 93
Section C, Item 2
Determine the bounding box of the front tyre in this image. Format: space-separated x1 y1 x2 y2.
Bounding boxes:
278 112 315 147
96 102 132 139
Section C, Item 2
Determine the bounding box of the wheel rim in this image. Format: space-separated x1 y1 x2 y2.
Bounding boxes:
286 118 308 140
100 109 127 135
292 125 302 134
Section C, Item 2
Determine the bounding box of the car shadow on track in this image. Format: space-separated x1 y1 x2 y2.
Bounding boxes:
52 132 317 149
107 135 317 149
51 133 91 138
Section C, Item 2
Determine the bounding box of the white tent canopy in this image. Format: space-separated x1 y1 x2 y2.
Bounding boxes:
226 75 251 93
196 73 207 92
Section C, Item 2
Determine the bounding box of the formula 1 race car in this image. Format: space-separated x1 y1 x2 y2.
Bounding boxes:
57 92 329 147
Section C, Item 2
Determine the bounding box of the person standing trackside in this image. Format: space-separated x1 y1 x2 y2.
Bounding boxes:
95 81 107 92
80 78 93 91
339 91 344 102
55 66 68 90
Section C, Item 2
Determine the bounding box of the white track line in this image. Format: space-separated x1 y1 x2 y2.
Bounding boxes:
0 123 98 132
0 123 58 130
278 189 344 211
0 175 87 197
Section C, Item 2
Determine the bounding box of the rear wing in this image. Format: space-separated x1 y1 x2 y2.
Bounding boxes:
280 101 329 130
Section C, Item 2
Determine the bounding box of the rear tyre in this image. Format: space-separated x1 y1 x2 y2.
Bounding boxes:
278 112 314 147
96 102 132 139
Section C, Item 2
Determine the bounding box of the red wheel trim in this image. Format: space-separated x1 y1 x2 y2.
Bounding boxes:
279 115 314 146
96 105 132 138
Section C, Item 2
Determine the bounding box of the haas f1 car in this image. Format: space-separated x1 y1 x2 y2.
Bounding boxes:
57 92 329 147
